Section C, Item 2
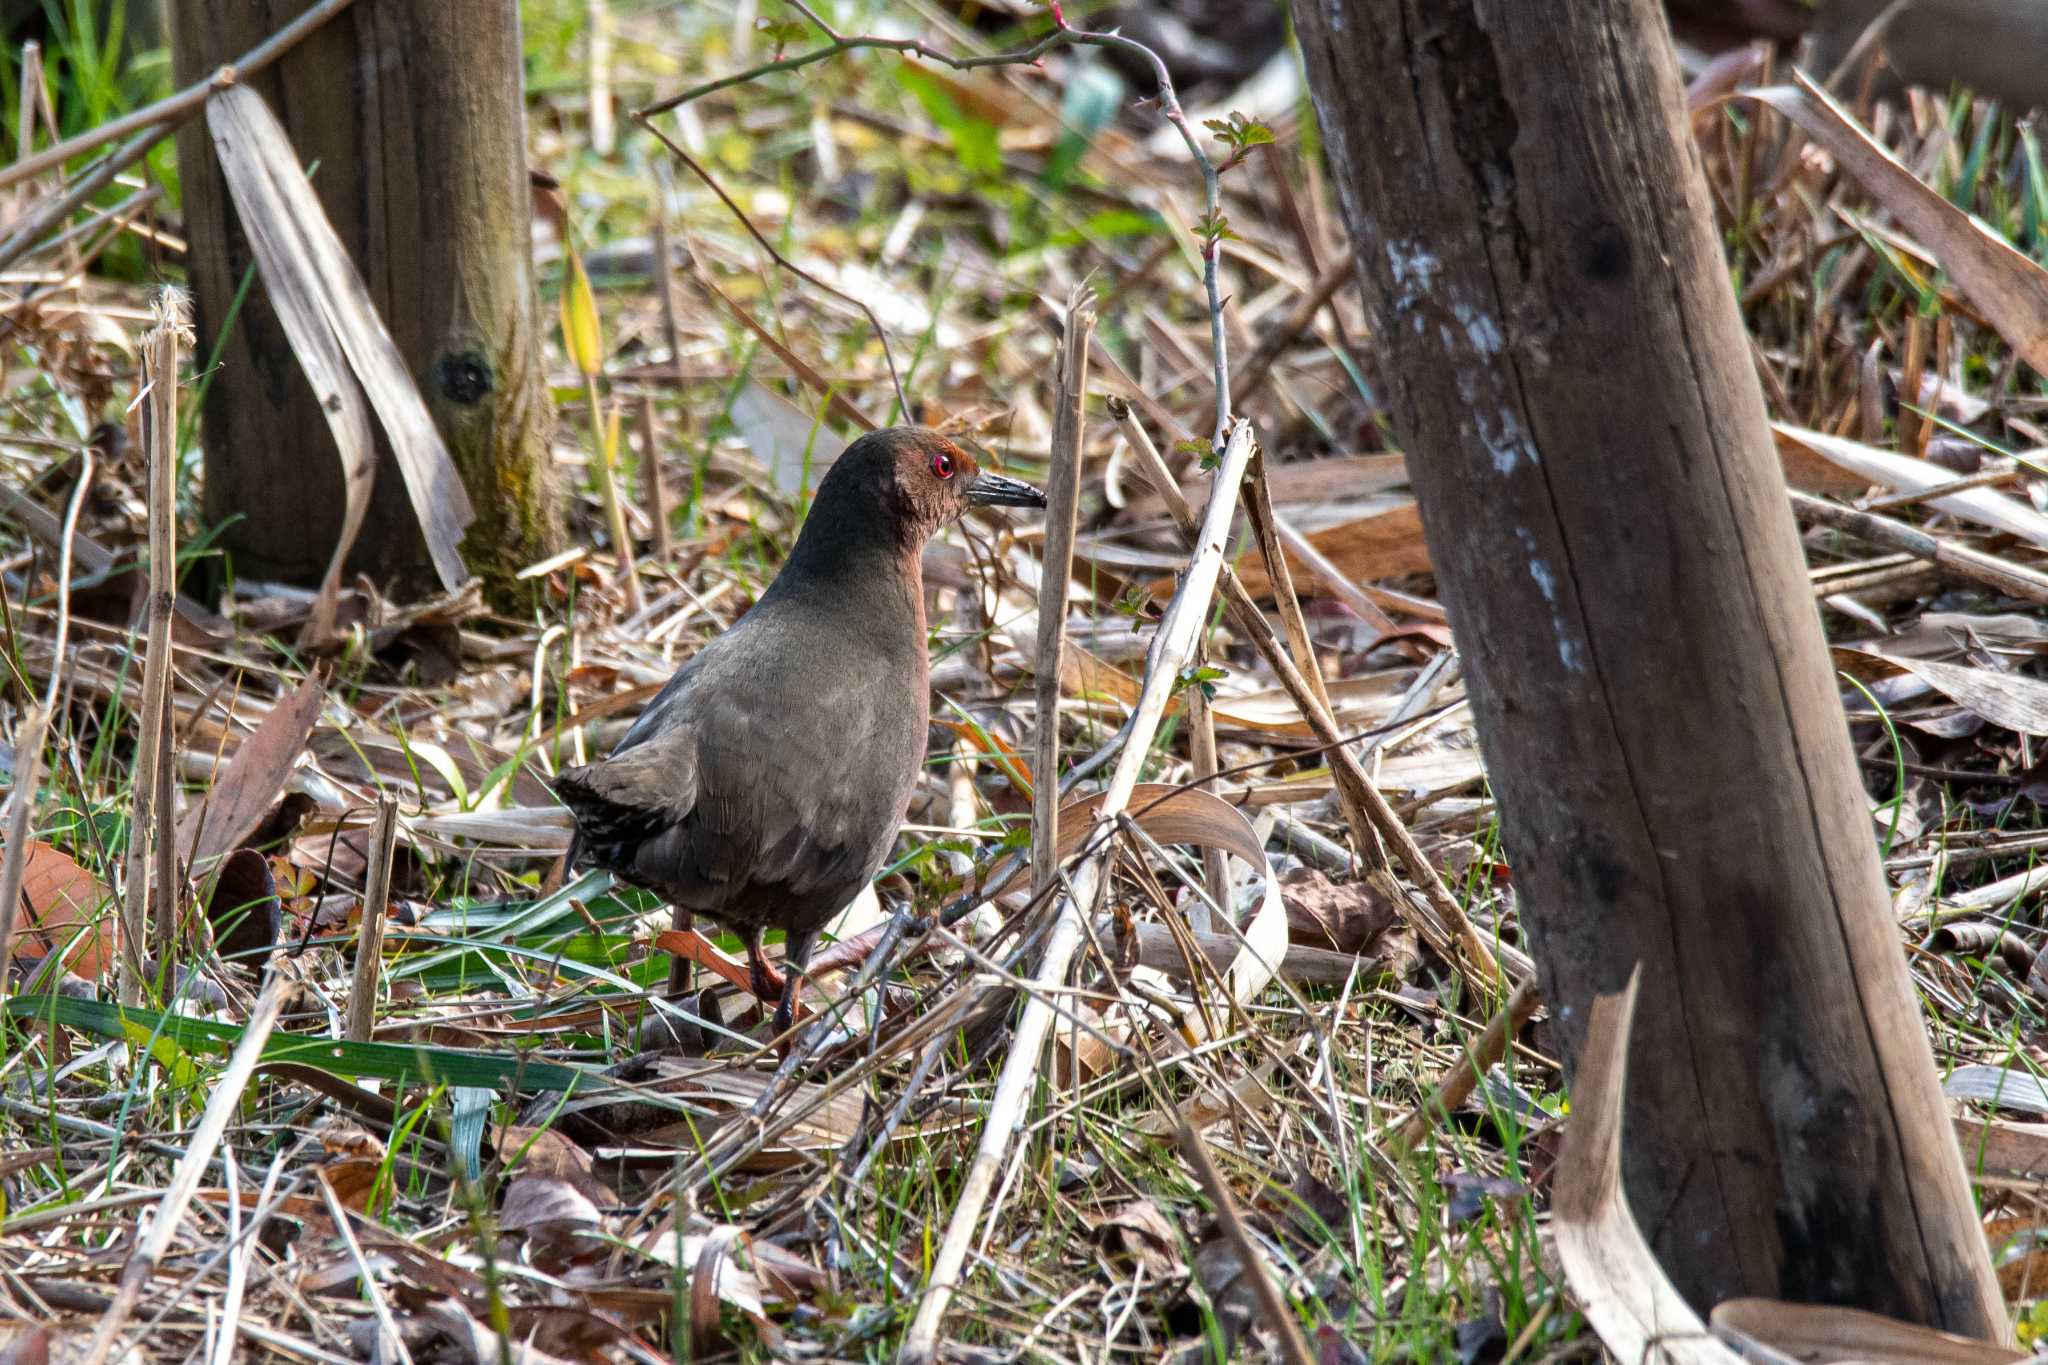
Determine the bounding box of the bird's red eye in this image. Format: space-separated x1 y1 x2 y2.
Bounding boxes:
931 451 955 480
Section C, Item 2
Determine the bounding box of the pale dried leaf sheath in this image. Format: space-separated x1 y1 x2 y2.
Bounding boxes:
205 83 473 591
1553 969 1741 1364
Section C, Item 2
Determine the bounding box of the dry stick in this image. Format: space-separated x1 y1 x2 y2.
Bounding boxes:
900 420 1260 1365
1033 289 1094 895
1270 512 1399 638
80 970 290 1365
1186 680 1228 926
1239 446 1341 712
0 446 93 987
1175 1123 1319 1365
345 797 398 1042
1108 397 1503 993
1385 975 1543 1157
122 294 187 1003
633 116 908 422
1789 489 2048 604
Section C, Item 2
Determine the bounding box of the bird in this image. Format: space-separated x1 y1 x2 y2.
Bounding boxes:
554 426 1045 1043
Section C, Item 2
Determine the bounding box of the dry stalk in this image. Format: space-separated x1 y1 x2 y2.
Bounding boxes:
900 419 1259 1363
123 291 189 1002
635 391 671 562
346 796 399 1042
1033 287 1094 895
1790 489 2048 604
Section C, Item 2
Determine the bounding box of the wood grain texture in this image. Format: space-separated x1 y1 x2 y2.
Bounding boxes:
170 0 558 591
1290 0 2004 1333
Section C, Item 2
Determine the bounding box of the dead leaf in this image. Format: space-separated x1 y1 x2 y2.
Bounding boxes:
4 840 116 977
1552 968 1739 1363
315 1122 387 1212
1090 1199 1185 1278
1277 867 1397 955
1836 648 2048 735
1777 426 2048 548
201 847 281 970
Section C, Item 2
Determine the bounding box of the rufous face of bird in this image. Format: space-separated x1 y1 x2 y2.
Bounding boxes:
864 427 1048 540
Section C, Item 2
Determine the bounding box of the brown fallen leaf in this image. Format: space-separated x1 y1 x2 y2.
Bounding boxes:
1090 1198 1186 1278
177 669 327 875
5 840 117 978
1277 867 1397 955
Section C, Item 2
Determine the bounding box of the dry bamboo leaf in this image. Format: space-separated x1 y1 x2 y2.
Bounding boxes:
1055 783 1289 1008
1553 967 1741 1364
730 379 850 496
1956 1115 2048 1185
1709 1298 2024 1363
1749 75 2048 380
1160 499 1433 602
1835 648 2048 735
205 84 474 592
1776 426 2048 548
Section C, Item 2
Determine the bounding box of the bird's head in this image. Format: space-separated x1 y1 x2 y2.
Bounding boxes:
821 426 1045 549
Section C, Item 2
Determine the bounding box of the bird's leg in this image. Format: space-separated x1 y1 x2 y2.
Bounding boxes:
770 927 820 1042
743 926 786 1016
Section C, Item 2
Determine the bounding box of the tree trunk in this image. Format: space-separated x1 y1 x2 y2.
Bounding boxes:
1291 0 2003 1334
170 0 558 594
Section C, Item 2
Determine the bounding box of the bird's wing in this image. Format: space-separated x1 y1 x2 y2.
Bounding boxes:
686 663 916 908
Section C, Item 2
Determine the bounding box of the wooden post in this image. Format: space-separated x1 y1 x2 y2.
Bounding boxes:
170 0 559 595
1291 0 2004 1334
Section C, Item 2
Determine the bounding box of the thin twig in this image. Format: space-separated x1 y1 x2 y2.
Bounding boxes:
637 7 1233 444
1385 976 1543 1156
634 116 909 422
1791 489 2048 605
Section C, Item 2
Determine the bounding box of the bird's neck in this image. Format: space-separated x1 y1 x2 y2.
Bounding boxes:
771 505 931 647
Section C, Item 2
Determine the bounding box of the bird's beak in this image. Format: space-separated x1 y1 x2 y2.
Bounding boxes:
965 470 1047 509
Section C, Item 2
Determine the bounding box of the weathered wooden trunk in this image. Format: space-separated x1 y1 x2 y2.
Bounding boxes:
170 0 558 593
1291 0 2004 1335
